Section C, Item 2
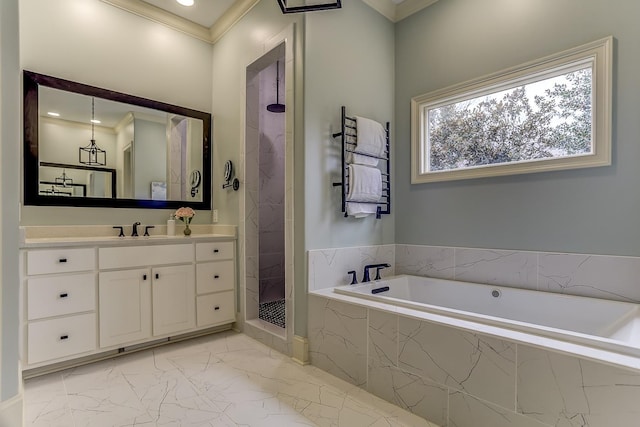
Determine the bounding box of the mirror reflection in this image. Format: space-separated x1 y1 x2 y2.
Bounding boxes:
39 87 203 202
39 162 115 198
23 70 212 210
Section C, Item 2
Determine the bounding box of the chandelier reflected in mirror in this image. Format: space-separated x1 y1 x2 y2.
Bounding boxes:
78 97 106 166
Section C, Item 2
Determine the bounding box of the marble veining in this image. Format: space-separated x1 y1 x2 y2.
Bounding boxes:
308 295 368 387
394 245 454 280
517 344 640 427
308 245 395 291
398 317 516 410
25 331 435 427
454 248 538 290
538 253 640 303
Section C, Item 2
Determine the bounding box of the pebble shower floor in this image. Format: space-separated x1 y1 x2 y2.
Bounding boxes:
258 299 285 328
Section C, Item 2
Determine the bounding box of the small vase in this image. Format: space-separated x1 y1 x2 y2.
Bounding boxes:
183 223 191 236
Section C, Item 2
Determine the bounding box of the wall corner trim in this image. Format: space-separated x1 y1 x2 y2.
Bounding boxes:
292 335 309 365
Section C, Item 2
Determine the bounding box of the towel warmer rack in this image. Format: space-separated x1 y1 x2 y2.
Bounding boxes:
332 106 390 218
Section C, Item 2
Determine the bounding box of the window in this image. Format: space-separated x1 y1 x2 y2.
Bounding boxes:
411 37 612 183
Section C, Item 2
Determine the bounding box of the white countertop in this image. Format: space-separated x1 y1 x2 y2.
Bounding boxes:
20 224 236 248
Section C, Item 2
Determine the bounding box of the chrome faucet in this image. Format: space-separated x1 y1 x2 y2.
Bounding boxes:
362 263 391 282
131 221 141 237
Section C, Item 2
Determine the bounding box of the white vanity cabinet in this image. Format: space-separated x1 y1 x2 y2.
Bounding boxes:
98 268 151 348
24 248 97 365
151 264 195 336
98 244 196 347
21 235 236 372
195 241 236 327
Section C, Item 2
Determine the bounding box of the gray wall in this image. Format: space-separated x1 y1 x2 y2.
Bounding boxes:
395 0 640 256
304 0 395 251
0 0 20 403
133 118 166 200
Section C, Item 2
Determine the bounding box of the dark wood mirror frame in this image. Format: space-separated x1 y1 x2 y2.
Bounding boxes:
23 70 212 210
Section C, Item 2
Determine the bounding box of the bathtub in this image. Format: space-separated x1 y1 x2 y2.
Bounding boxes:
334 275 640 358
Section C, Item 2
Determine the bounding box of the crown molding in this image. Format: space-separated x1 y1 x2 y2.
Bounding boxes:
210 0 260 44
99 0 259 44
362 0 439 22
100 0 211 42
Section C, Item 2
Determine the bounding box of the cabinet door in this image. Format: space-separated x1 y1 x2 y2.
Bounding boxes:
152 264 195 336
99 268 151 348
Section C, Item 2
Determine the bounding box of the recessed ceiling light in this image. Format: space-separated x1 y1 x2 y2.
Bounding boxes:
176 0 194 6
47 112 60 117
91 119 101 124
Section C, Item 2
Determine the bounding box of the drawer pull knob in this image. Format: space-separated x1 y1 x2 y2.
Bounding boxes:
214 306 220 311
143 274 147 280
214 275 220 279
58 258 68 263
60 335 69 340
213 249 220 253
155 273 159 280
59 293 68 298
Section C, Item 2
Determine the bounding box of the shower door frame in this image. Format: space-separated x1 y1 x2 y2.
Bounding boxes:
239 24 295 354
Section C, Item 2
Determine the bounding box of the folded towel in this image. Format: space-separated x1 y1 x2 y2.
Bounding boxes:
348 116 386 166
346 164 382 218
346 202 379 218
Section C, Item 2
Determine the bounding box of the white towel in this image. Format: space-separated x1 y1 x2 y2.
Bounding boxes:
348 116 386 166
346 164 382 218
346 202 379 218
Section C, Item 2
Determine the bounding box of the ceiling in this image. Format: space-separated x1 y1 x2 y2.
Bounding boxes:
140 0 236 28
100 0 438 44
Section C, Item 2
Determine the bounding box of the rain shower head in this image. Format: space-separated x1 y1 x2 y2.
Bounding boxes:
266 60 286 113
266 103 286 113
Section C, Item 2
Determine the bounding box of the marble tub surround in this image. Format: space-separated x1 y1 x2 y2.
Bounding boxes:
24 331 436 427
395 244 640 303
307 244 395 291
20 224 236 247
308 293 640 427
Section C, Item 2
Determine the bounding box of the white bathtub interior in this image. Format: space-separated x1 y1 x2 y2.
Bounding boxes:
334 275 640 356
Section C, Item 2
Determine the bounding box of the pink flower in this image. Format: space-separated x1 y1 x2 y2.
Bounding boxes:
175 207 195 224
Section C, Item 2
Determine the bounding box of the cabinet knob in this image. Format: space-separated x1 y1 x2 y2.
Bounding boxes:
60 335 69 340
214 275 220 279
213 249 219 253
59 292 68 299
58 258 68 263
143 274 147 280
214 306 220 311
155 273 159 280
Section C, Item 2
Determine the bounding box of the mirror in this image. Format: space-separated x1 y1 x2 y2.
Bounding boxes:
23 70 211 209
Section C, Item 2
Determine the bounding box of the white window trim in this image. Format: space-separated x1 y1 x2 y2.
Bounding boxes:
411 36 613 184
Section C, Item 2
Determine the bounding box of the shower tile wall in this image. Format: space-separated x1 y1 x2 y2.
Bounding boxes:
258 61 285 304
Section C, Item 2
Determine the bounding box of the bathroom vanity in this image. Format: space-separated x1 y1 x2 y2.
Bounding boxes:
19 227 236 375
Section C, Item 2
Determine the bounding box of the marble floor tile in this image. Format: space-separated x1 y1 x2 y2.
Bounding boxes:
24 330 438 427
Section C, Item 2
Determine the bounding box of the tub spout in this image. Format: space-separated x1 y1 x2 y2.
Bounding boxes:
363 263 391 282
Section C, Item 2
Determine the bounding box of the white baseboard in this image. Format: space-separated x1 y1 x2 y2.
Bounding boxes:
0 392 23 427
292 335 309 365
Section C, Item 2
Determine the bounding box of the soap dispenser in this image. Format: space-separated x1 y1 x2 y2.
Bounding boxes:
167 214 176 236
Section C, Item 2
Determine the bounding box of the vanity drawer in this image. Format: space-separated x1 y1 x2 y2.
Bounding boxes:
196 261 234 294
27 273 96 320
99 244 193 269
28 313 96 365
196 241 234 262
196 291 235 327
27 248 96 276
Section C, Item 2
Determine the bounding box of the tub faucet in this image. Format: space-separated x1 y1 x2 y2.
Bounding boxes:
131 221 141 237
362 263 391 283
